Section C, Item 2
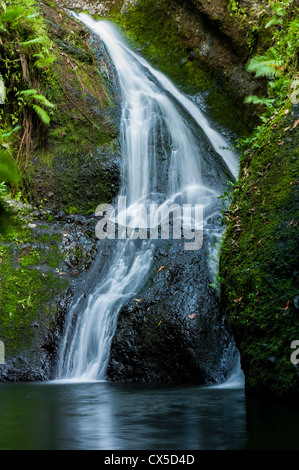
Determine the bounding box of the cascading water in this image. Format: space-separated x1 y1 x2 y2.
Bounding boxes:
57 13 242 384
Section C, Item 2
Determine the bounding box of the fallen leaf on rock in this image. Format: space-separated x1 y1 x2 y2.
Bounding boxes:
135 298 142 302
188 314 196 319
158 266 165 273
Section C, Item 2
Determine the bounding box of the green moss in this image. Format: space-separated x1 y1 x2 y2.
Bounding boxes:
219 102 299 399
105 0 255 138
21 2 121 214
0 210 69 360
111 0 211 92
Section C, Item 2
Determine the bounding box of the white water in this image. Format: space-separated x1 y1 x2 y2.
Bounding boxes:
57 14 242 384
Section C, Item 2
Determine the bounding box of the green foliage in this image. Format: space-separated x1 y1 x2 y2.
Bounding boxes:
19 88 55 125
0 0 57 176
0 125 20 184
0 148 20 183
238 0 299 152
228 0 247 18
246 49 283 78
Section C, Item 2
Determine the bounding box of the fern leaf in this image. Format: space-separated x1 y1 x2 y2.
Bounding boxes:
244 95 274 106
0 149 20 184
32 105 51 126
20 89 38 97
21 36 46 47
247 50 283 78
32 94 55 109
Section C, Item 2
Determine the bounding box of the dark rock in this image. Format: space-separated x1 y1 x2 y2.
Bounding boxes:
107 239 237 384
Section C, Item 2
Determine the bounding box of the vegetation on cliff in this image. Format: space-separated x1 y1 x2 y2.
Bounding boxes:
219 0 299 400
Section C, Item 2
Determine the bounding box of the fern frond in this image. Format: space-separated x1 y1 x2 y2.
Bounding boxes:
0 149 20 184
20 88 38 97
247 50 283 78
244 95 274 107
21 36 46 47
32 94 55 109
32 105 50 126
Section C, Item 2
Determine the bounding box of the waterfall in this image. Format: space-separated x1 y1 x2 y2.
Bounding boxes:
56 14 239 382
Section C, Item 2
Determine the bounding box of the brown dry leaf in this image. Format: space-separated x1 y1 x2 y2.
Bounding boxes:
283 301 290 312
257 239 263 245
188 314 196 319
158 266 165 273
234 297 243 303
293 119 299 129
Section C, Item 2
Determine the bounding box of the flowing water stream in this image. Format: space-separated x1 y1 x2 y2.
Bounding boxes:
56 14 240 383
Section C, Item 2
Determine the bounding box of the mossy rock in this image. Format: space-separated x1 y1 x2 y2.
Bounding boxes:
219 102 299 400
23 2 121 214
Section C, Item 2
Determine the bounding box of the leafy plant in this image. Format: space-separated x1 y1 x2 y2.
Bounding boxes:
0 148 20 183
0 125 21 184
19 88 55 126
246 48 283 79
239 0 298 152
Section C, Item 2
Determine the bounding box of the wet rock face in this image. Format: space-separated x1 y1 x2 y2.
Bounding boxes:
0 200 101 382
26 2 122 216
107 239 237 384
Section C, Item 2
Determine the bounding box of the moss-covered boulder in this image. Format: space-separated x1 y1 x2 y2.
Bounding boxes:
219 102 299 400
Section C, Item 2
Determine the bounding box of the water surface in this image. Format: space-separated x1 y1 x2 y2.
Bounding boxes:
0 381 298 450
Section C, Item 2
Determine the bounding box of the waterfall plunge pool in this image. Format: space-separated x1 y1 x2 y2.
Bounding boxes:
0 380 298 450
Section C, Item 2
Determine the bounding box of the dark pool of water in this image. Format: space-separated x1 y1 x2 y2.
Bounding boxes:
0 381 298 450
